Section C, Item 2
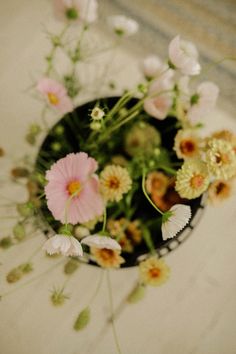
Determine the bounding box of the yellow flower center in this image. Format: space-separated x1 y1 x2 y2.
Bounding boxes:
106 176 120 190
99 248 115 261
47 92 59 105
67 180 81 196
149 267 161 279
190 174 205 189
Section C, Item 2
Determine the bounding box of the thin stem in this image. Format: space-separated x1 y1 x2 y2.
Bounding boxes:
142 172 163 215
102 208 107 233
106 270 122 354
88 269 104 305
158 165 177 175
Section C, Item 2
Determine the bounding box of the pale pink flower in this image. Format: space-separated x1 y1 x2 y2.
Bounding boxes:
37 78 73 114
81 234 121 250
168 35 201 76
187 81 219 122
53 0 98 23
43 234 83 256
144 73 174 120
45 152 104 225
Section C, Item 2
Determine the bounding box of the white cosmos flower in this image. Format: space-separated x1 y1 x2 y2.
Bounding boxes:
142 55 165 79
42 234 83 256
161 204 191 241
81 234 121 250
108 15 139 37
168 35 201 76
187 81 219 122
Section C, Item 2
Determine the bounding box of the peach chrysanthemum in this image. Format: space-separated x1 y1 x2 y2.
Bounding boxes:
174 129 201 159
146 171 169 197
139 257 170 286
206 139 236 180
100 165 132 202
90 248 125 268
175 160 209 199
208 179 233 205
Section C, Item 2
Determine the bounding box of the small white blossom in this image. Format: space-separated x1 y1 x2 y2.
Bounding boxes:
53 0 98 23
43 234 83 256
142 55 165 79
187 81 219 122
91 107 105 120
108 15 139 37
81 234 121 250
161 204 191 241
168 35 201 76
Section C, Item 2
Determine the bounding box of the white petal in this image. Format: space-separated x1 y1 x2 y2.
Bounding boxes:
161 204 191 240
81 235 121 250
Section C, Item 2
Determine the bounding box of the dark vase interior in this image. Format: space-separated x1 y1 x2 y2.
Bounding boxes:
35 97 204 267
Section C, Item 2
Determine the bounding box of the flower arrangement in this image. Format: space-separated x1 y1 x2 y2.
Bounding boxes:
1 0 236 351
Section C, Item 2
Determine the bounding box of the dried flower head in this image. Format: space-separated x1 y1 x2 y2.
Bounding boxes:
175 160 210 199
90 247 125 268
50 287 69 306
139 257 170 286
100 165 132 202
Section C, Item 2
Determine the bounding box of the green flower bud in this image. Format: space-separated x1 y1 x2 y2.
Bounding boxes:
19 262 33 274
0 236 13 249
64 259 80 275
74 307 90 331
51 142 62 152
17 202 34 218
127 283 146 303
54 125 64 136
13 223 26 241
6 268 23 283
90 121 102 131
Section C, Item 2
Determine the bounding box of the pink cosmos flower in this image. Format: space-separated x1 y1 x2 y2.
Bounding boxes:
187 81 219 122
45 152 104 225
144 73 174 120
37 78 73 114
168 35 201 76
53 0 98 23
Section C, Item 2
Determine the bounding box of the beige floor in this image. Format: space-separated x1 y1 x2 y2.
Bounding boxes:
0 1 236 354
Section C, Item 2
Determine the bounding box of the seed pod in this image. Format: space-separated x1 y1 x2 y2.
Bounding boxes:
0 237 13 249
11 167 29 178
19 262 33 274
74 307 90 331
0 147 5 157
17 202 34 217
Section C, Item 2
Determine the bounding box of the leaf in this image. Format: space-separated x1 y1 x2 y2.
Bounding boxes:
74 307 91 331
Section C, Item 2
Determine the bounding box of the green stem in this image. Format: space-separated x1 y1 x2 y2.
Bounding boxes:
106 270 122 354
142 172 163 215
158 165 177 175
102 208 107 233
88 269 104 305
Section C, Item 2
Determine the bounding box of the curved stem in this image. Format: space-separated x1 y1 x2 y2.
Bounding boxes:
142 172 163 215
106 270 122 354
88 269 104 305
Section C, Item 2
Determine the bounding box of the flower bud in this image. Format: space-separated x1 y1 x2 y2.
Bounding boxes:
74 307 91 331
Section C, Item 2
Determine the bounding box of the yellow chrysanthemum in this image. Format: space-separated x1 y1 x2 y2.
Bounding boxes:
139 257 170 286
100 165 132 202
175 159 209 199
210 130 236 152
90 247 125 268
205 139 236 180
174 129 201 159
208 179 233 205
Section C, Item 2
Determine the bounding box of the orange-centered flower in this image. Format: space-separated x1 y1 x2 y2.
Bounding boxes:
190 174 205 189
180 139 196 156
106 176 120 190
47 92 59 105
67 180 82 196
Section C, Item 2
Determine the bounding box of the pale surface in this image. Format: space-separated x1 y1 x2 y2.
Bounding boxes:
0 1 236 354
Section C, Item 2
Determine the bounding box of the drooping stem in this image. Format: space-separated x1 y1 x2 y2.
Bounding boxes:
106 270 122 354
88 269 104 305
142 171 163 215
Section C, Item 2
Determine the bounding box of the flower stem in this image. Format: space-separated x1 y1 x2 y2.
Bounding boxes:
142 172 163 215
102 208 107 233
88 269 104 305
106 270 122 354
